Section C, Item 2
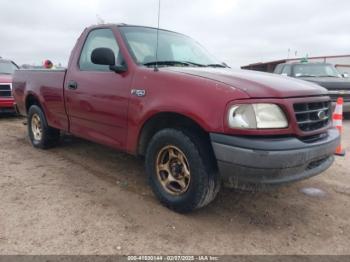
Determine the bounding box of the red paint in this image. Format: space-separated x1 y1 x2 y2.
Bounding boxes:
0 98 15 108
333 114 342 120
12 24 332 155
0 74 15 110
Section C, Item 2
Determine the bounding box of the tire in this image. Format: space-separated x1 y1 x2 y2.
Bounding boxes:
27 105 60 149
145 128 221 213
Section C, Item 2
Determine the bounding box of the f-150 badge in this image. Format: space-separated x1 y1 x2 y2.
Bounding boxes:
131 89 146 97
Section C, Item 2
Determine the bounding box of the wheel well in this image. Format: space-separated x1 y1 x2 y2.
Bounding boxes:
138 112 211 156
25 95 41 113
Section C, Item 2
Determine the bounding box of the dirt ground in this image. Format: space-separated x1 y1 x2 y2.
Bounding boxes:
0 116 349 255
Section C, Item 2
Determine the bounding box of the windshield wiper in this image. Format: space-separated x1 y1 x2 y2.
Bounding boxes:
206 63 227 68
143 61 204 67
143 60 228 68
183 62 228 68
183 61 206 67
296 75 317 77
318 75 338 77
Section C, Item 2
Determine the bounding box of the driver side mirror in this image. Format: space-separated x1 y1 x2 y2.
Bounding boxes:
91 48 127 73
342 72 349 78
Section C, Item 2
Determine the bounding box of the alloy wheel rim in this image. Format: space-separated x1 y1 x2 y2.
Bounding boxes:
31 113 42 141
156 145 191 195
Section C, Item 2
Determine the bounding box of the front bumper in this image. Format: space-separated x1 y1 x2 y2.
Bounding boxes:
0 98 16 113
210 128 340 188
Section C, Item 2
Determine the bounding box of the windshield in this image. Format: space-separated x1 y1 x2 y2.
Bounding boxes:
293 64 341 78
119 26 224 67
0 61 18 75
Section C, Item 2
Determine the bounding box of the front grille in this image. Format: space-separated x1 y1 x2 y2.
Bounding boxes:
299 132 328 143
306 156 329 170
0 84 12 97
293 100 331 132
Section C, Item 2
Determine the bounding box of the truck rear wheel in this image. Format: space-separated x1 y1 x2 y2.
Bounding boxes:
28 105 60 149
145 128 220 213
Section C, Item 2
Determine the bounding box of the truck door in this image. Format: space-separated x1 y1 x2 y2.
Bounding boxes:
64 28 131 150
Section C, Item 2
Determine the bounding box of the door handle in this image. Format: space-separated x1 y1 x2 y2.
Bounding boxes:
68 80 78 90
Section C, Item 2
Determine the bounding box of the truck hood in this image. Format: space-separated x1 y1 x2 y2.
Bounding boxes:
166 67 327 98
298 76 350 90
0 74 13 83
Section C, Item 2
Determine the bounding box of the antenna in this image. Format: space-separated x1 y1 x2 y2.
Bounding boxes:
154 0 161 72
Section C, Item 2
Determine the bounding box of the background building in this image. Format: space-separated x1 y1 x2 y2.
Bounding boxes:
241 54 350 74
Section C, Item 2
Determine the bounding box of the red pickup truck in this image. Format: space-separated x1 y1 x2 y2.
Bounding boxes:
0 58 18 113
13 24 339 212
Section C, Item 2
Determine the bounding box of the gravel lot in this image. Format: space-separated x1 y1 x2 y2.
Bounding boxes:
0 116 349 255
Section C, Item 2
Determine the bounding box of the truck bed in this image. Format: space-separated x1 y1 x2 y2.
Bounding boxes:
13 69 69 131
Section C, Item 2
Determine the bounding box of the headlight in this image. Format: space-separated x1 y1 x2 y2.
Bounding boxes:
228 103 288 129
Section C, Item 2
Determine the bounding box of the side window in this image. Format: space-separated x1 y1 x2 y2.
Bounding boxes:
281 65 292 76
79 29 121 71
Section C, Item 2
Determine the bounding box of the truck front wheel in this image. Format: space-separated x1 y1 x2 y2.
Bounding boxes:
145 128 220 213
28 105 60 149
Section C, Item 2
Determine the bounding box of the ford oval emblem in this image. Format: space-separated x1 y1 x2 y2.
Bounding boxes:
317 110 327 120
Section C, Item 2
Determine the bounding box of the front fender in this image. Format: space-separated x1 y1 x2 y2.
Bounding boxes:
125 68 249 154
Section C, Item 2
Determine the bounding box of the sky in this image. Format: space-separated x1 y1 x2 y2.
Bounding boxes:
0 0 350 68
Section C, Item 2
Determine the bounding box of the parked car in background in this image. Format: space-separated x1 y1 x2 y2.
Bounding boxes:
13 24 339 212
0 58 19 113
274 62 350 112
